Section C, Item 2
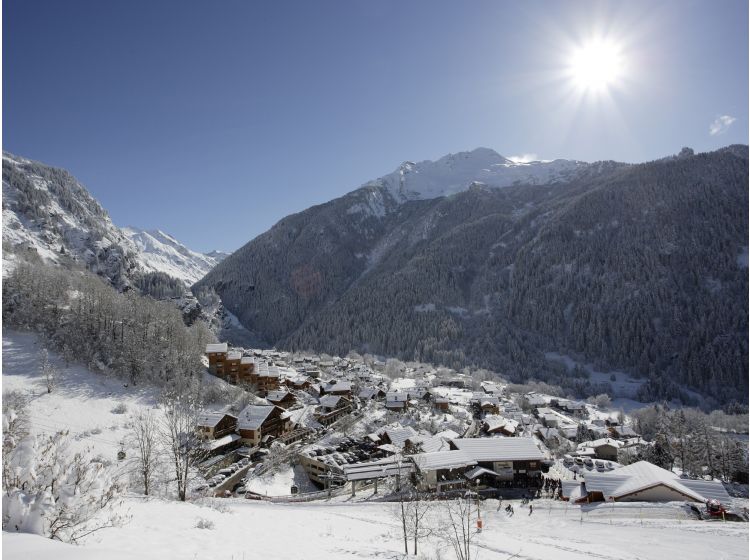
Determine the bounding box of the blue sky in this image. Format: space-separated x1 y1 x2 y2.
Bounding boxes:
4 0 748 252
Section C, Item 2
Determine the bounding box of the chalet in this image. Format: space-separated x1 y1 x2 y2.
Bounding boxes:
266 389 296 409
206 343 228 374
558 400 587 417
558 424 579 440
315 395 352 426
320 380 352 397
385 392 409 411
476 395 501 415
449 437 545 487
284 377 312 391
412 450 477 491
305 368 322 379
234 357 255 385
377 425 419 451
196 411 238 439
563 461 731 504
358 387 386 401
483 415 519 436
524 393 547 409
534 425 561 446
237 404 292 446
577 438 622 461
480 381 502 395
608 425 638 439
251 361 281 396
433 397 450 412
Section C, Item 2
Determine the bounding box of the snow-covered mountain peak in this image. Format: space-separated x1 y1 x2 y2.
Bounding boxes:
121 227 226 285
3 152 224 287
365 147 589 203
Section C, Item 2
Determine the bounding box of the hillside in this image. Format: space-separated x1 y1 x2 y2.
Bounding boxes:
3 331 748 559
195 146 749 406
2 152 225 287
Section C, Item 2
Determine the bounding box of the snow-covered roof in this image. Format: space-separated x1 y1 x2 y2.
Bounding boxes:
451 437 544 462
203 433 241 451
237 405 277 431
227 351 242 361
561 480 587 501
577 438 623 451
380 425 418 449
266 390 292 402
196 411 236 428
582 461 730 502
324 380 352 391
465 466 501 480
240 356 254 364
483 415 518 434
319 395 344 409
406 434 452 453
342 456 414 481
412 450 477 471
206 343 228 353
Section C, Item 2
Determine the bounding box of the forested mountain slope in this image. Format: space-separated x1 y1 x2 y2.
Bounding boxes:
195 146 749 405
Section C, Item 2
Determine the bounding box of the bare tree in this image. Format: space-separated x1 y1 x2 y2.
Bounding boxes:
39 348 58 394
129 410 159 496
158 391 207 501
442 495 479 560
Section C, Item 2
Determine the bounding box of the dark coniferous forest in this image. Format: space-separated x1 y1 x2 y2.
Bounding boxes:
195 146 749 406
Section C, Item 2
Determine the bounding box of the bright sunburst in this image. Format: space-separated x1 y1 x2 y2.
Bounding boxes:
568 38 625 94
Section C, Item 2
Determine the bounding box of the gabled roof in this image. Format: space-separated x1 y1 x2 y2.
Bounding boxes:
319 395 345 409
237 405 278 431
380 425 418 449
582 461 730 502
266 390 293 402
450 437 544 462
196 411 236 428
406 434 452 453
412 450 477 471
483 414 518 434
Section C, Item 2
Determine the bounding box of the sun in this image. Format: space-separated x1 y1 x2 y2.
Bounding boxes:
568 38 624 94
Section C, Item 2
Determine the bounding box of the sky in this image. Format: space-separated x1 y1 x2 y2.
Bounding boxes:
3 0 748 253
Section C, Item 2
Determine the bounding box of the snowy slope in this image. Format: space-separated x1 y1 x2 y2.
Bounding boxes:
365 147 591 202
4 489 748 560
2 152 226 287
122 227 226 285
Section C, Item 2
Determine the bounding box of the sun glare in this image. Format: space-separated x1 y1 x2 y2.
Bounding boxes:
568 38 624 94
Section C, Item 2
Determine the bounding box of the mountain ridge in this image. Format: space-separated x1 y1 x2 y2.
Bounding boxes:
2 151 225 287
195 145 749 406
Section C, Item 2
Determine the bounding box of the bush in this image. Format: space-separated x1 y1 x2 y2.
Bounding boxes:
111 402 128 414
195 518 215 530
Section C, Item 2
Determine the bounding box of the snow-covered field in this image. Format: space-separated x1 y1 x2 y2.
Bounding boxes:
3 329 748 560
4 495 748 560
